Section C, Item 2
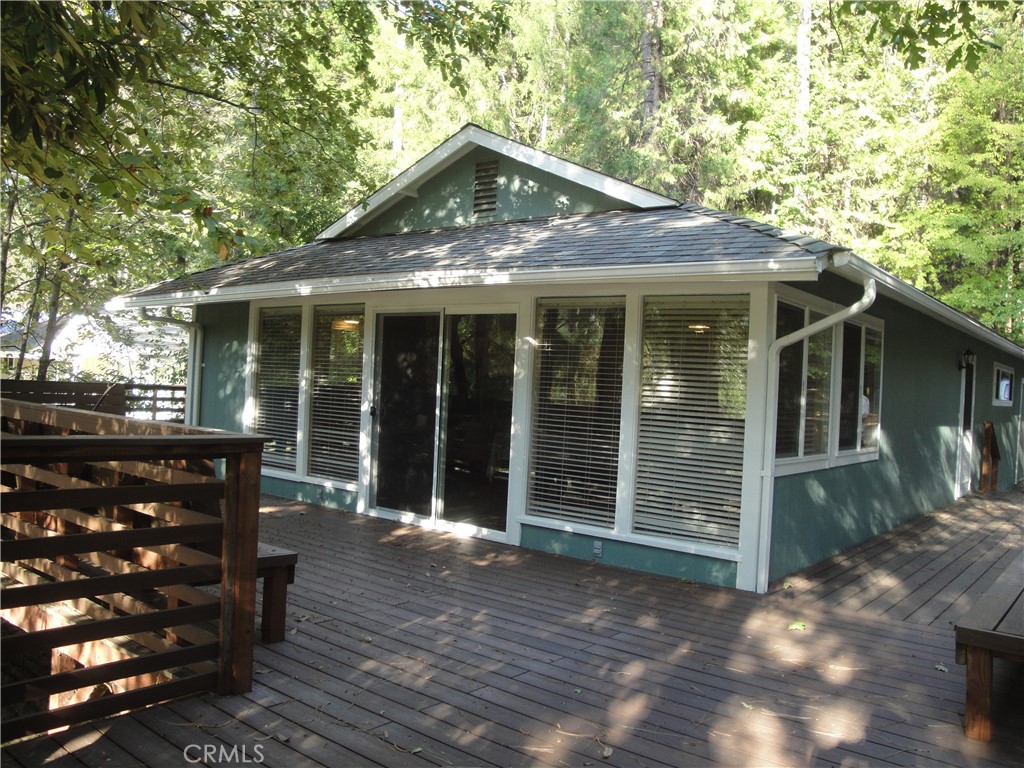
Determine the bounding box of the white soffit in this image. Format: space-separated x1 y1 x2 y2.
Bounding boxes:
316 124 678 240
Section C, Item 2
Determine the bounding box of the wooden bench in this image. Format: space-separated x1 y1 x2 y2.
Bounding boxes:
256 543 298 643
954 549 1024 741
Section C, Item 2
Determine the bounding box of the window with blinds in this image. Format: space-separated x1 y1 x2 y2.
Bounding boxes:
527 299 626 528
308 306 365 482
255 307 302 471
633 296 750 548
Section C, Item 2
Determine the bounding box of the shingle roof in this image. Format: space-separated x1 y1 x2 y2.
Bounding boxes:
124 205 847 304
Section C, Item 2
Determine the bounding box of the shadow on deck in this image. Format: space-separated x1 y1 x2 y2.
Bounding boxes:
3 490 1023 767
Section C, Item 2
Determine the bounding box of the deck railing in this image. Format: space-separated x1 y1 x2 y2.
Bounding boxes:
0 400 265 743
0 381 188 423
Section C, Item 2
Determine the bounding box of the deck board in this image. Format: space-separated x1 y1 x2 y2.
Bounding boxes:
3 489 1022 767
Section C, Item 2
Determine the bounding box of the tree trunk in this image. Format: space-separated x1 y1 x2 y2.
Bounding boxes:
796 0 812 129
639 0 664 141
15 262 44 380
1 176 18 316
36 211 74 381
36 266 65 381
794 0 813 206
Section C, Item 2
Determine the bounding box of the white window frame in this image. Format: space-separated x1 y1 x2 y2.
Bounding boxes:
631 294 751 549
520 284 763 566
525 296 627 530
247 299 367 490
307 304 366 484
773 295 834 471
993 363 1015 407
773 287 884 476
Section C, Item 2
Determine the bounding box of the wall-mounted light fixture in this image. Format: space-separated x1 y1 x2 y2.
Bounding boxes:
958 348 976 370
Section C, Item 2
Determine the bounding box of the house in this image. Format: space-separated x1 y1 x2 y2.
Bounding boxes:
113 124 1024 593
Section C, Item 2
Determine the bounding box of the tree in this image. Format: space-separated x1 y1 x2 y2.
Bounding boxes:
2 1 508 260
832 0 1012 72
1 0 509 380
880 30 1024 344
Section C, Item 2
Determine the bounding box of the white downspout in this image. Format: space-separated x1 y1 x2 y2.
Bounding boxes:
139 307 203 425
755 275 877 593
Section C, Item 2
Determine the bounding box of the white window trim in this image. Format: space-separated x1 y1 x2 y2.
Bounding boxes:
772 287 884 476
993 363 1015 407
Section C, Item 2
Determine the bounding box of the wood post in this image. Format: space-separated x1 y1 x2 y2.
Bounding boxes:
979 421 1000 494
964 645 993 741
217 449 261 694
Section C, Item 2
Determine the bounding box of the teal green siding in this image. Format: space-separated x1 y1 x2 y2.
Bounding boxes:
353 148 636 236
196 302 249 432
520 525 737 587
769 274 1022 582
260 476 357 510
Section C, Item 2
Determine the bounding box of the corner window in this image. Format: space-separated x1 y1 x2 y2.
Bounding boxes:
634 296 750 548
838 323 882 451
774 294 883 471
994 365 1015 406
775 302 832 459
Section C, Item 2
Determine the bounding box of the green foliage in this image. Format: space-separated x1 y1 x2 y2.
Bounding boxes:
835 0 1011 72
879 30 1024 342
1 0 509 379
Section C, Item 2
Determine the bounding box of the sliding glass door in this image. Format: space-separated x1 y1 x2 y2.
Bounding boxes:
373 314 441 515
371 311 516 532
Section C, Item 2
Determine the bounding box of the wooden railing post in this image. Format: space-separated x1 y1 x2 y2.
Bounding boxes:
218 446 262 694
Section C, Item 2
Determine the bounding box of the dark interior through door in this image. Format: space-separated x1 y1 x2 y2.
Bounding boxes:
373 313 440 515
373 311 516 531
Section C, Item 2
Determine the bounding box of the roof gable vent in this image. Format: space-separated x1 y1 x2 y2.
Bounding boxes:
473 160 499 217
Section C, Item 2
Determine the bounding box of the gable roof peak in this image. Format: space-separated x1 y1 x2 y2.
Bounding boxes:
317 124 678 240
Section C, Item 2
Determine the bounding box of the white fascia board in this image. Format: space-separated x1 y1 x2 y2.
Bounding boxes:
110 257 822 309
316 124 678 240
830 253 1024 360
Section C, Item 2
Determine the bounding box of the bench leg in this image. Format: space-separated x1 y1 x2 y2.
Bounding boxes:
965 646 993 741
261 567 289 643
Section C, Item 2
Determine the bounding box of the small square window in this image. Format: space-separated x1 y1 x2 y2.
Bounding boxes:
994 365 1015 406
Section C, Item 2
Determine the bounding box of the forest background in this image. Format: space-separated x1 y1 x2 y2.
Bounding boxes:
2 0 1022 383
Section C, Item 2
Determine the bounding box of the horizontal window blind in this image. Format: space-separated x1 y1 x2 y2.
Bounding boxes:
527 299 625 528
634 297 749 547
309 306 364 482
255 307 302 471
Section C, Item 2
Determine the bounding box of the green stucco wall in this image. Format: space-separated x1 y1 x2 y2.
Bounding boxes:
520 525 738 587
769 274 1022 583
352 148 635 236
195 302 249 433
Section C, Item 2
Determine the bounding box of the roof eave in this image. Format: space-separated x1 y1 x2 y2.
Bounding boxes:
108 257 823 310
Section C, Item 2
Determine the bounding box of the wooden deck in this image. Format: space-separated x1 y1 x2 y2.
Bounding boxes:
3 489 1022 767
